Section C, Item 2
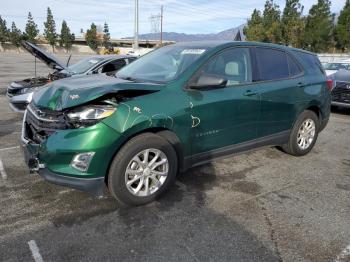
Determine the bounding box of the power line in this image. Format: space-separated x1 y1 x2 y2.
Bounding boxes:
148 5 163 44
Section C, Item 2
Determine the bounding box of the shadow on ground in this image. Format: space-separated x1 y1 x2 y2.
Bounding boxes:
0 164 281 262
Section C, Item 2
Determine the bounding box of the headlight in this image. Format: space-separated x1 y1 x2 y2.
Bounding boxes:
20 88 33 94
67 105 116 127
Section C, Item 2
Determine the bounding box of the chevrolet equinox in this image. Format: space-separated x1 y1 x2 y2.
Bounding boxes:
22 41 331 205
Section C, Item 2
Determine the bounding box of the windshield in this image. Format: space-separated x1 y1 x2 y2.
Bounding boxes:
67 57 105 74
323 63 350 71
116 45 209 83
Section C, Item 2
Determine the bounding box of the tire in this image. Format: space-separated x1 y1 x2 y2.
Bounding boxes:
108 133 178 206
282 110 319 156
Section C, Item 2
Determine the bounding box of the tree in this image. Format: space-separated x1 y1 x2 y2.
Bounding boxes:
281 0 305 48
59 20 75 52
334 0 350 51
304 0 333 52
0 16 9 46
9 22 22 50
244 9 264 41
43 7 57 52
85 23 98 51
262 0 282 43
103 22 111 48
24 12 39 43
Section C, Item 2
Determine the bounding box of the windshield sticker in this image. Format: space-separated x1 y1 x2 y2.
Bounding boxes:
88 59 99 64
181 49 206 55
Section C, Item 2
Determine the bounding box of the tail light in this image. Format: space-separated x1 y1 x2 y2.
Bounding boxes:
326 79 333 91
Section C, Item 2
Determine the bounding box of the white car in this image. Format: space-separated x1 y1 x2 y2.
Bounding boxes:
323 60 350 76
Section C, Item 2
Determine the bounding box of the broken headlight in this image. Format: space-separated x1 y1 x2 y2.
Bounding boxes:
66 105 116 127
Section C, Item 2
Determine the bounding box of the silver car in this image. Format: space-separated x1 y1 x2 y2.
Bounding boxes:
7 41 136 112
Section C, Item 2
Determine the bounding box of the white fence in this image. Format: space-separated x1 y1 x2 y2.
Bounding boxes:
318 53 350 63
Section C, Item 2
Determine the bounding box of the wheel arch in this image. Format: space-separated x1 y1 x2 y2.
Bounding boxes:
104 127 186 185
306 105 322 121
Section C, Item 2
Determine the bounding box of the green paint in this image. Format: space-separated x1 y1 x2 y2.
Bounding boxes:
28 41 331 180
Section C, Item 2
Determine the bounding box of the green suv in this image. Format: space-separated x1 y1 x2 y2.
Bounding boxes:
22 41 331 205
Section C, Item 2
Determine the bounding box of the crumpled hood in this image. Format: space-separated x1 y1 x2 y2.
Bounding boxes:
32 74 162 110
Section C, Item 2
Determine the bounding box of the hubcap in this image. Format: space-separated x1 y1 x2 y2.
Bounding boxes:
125 148 169 197
297 118 316 150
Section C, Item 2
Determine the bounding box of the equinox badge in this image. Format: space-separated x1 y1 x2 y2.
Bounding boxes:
70 94 80 100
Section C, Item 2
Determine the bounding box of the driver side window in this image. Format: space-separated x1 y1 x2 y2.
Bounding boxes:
199 48 252 86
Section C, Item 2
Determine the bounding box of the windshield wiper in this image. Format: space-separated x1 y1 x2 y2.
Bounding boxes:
117 75 138 82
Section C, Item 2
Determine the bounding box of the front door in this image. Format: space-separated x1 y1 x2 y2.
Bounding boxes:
188 47 260 155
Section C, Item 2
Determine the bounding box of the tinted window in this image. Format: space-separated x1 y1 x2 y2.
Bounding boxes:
287 55 302 76
198 48 252 86
293 51 324 75
111 59 127 71
255 48 289 81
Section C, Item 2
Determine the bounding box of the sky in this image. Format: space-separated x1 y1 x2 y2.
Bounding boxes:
0 0 347 38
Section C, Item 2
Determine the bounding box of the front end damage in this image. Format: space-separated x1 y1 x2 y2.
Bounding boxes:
21 88 158 196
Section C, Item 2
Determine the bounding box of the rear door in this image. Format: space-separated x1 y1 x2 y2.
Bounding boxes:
252 47 304 137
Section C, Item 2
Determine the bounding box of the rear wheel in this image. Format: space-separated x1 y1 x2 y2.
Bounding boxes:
282 110 319 156
108 133 178 206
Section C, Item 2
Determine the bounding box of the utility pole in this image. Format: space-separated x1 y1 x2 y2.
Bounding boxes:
160 5 163 46
134 0 139 50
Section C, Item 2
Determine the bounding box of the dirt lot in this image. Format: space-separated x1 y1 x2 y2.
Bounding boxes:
0 53 349 262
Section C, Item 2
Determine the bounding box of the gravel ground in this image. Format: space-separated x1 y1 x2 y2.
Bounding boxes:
0 53 349 262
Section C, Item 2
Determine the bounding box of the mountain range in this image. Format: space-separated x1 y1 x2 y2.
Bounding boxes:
126 24 246 42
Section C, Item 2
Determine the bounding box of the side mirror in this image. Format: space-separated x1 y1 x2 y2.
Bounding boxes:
88 70 98 75
190 74 227 90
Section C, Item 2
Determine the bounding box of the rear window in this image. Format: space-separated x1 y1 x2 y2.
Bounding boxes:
287 55 303 76
255 48 290 81
293 51 324 75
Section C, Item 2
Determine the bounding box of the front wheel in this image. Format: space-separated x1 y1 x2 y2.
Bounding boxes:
108 133 178 206
282 110 319 156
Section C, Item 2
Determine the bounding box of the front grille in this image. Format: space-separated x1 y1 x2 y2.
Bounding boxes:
331 81 350 103
24 103 68 143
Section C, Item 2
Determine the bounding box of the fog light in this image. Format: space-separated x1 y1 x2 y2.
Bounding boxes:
71 152 95 172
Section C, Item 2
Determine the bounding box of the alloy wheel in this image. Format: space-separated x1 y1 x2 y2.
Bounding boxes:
297 118 316 150
125 148 169 197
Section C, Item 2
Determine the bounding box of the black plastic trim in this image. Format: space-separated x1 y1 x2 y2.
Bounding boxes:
319 117 330 132
184 130 290 169
38 168 105 197
332 101 350 108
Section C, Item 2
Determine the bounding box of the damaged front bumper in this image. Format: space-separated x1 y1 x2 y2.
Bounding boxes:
22 141 105 196
21 110 124 197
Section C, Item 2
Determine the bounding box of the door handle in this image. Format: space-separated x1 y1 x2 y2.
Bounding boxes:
297 82 306 88
243 90 259 96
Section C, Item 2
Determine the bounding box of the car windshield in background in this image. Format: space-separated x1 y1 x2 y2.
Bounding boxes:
323 62 350 70
67 57 105 74
116 45 209 83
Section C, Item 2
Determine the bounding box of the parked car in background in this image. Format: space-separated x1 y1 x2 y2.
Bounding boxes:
22 41 331 205
323 60 350 76
330 69 350 108
7 41 136 112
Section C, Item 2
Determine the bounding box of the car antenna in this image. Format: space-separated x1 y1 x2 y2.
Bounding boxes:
66 54 72 67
